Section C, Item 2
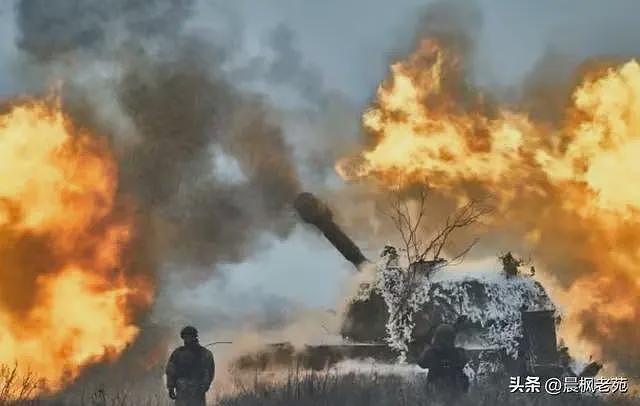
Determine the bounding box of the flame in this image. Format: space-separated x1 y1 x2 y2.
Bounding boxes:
339 39 640 371
0 98 153 389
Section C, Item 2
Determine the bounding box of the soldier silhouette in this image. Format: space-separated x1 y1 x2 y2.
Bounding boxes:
166 326 215 406
418 323 469 395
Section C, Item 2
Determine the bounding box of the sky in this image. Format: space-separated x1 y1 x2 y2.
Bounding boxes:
3 0 640 336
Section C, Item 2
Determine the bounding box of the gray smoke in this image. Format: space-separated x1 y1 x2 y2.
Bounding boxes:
16 0 193 60
16 0 300 277
264 23 330 109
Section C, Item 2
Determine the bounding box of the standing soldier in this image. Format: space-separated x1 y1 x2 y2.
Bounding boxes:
166 326 215 406
418 323 469 395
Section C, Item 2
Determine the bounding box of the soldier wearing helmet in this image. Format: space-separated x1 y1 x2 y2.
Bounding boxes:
165 326 215 406
418 323 469 394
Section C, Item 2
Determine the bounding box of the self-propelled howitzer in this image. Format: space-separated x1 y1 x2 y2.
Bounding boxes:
289 192 598 379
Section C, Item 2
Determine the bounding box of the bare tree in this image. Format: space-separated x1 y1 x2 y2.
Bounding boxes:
382 188 490 270
379 188 490 352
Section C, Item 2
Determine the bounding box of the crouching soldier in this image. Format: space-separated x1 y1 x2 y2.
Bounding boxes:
166 326 215 406
418 323 469 395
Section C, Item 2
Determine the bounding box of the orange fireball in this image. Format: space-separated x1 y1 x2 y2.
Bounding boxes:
0 98 153 389
339 39 640 373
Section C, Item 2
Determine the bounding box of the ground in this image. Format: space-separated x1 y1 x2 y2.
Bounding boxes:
216 372 639 406
10 369 638 406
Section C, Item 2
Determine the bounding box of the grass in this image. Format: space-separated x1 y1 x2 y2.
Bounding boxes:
0 364 40 404
1 364 638 405
217 370 640 406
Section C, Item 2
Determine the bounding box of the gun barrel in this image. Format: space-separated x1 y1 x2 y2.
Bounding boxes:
204 341 233 347
294 192 367 268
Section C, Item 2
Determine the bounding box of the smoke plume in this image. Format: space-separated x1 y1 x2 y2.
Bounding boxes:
16 0 301 276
